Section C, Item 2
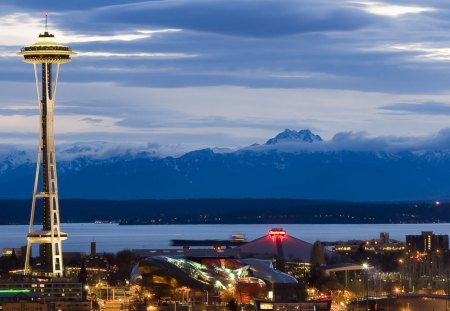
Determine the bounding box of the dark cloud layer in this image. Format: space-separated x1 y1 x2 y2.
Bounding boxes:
84 1 374 38
381 102 450 115
0 108 38 116
3 0 450 93
0 0 132 11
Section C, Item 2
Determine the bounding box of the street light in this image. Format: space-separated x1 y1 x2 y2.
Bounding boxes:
85 285 93 310
447 271 449 310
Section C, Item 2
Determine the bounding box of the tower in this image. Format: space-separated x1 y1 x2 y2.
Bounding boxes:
18 14 76 277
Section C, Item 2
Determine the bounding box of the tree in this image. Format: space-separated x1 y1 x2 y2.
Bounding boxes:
109 249 138 285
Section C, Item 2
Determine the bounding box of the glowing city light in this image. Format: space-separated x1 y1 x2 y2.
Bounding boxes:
268 228 286 237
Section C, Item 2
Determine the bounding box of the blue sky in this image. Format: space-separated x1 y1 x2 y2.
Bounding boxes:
2 0 450 152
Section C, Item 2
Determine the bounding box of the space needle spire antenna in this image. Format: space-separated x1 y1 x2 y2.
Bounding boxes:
44 11 48 33
18 14 76 278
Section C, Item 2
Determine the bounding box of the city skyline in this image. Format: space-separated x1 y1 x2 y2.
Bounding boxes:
2 1 450 152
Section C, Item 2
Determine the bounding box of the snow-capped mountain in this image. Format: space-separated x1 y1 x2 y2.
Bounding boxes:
265 129 323 144
2 129 450 201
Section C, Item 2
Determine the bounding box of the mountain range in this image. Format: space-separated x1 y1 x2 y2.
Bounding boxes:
2 129 450 201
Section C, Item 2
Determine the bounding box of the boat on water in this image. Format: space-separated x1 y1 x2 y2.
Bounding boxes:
94 220 118 224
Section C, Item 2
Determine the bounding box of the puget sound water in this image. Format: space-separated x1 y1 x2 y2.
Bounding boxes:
1 223 450 253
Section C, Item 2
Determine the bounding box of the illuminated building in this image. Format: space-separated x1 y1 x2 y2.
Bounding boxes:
83 242 110 283
0 281 83 301
131 229 334 309
137 228 324 264
235 228 335 280
406 231 449 254
254 299 331 311
237 228 320 262
284 262 311 280
332 232 405 254
2 247 26 257
63 242 112 285
133 228 329 286
17 14 76 277
132 256 302 304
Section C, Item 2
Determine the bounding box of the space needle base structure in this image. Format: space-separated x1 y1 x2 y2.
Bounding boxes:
18 18 76 277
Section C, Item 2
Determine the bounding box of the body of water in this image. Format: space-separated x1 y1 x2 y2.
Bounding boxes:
1 223 449 253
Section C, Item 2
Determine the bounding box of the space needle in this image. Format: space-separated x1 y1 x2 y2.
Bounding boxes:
18 13 76 277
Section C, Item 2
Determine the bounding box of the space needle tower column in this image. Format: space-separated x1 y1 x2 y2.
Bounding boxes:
18 14 76 277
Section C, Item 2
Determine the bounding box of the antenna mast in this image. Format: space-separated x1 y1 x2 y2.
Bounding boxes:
45 11 48 33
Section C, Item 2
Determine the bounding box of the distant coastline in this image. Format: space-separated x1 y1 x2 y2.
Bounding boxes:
0 198 447 225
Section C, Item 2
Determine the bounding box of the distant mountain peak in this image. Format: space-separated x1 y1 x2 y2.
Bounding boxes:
265 129 323 145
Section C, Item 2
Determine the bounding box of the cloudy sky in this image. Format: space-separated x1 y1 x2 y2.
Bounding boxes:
2 0 450 151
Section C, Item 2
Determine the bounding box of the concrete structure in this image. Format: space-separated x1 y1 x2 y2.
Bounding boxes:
17 14 76 277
